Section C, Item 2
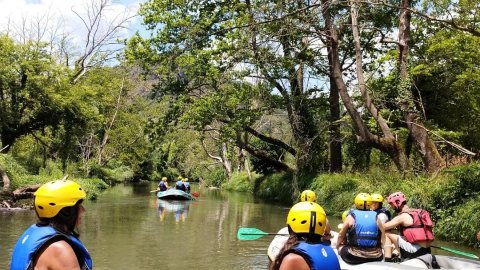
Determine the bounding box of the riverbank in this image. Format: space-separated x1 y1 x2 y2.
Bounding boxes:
0 176 109 210
222 163 480 248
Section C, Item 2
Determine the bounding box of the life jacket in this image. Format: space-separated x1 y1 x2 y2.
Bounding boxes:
347 210 381 248
158 181 168 191
184 182 190 192
375 207 392 221
10 224 92 270
290 241 340 270
400 209 435 243
175 180 185 191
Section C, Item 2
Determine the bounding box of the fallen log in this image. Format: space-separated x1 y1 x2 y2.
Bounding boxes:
13 184 42 201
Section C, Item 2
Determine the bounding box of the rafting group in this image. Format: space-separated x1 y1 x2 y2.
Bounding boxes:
155 176 191 193
265 190 478 270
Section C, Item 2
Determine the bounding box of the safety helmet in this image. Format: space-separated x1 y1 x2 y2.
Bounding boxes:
354 193 372 210
387 192 406 209
286 202 327 236
183 178 189 182
341 210 350 222
371 193 384 203
34 180 86 218
162 177 167 181
300 190 317 202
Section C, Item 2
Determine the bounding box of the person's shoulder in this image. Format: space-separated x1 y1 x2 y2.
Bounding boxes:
35 240 80 270
279 253 310 270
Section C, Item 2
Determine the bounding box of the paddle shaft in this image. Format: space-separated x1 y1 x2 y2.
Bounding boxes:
431 245 479 259
240 233 288 236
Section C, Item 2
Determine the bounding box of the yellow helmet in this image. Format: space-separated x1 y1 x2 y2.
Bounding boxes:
371 193 383 203
183 178 189 182
354 193 372 210
286 202 327 236
300 190 317 202
162 177 167 181
34 180 86 218
342 210 350 222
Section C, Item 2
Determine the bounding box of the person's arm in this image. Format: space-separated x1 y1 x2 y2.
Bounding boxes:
377 217 386 247
322 218 333 241
34 240 81 270
336 215 352 249
383 215 404 231
476 231 480 241
279 253 310 270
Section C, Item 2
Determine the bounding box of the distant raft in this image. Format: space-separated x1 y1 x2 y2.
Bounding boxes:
157 189 194 200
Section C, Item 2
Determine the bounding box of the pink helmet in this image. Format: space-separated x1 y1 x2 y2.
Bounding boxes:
388 192 406 209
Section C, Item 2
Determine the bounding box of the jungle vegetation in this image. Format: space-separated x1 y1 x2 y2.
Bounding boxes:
0 0 479 246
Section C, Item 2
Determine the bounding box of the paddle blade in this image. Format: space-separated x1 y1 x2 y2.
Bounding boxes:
192 192 199 197
150 190 158 193
432 245 479 259
237 227 267 241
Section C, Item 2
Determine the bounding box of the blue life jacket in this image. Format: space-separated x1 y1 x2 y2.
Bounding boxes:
347 209 380 248
375 207 392 221
290 241 340 270
175 180 185 191
10 224 92 270
184 182 190 192
158 181 167 191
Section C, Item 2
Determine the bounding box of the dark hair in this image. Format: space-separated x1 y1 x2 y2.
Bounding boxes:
271 226 322 270
37 200 83 237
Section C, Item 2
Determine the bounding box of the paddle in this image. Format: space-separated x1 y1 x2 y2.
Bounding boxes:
431 245 479 259
150 190 158 193
237 227 288 241
191 192 200 197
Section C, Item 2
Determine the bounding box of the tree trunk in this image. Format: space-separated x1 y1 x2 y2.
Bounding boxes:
322 0 409 171
329 61 342 172
398 0 444 173
221 142 232 179
0 165 11 192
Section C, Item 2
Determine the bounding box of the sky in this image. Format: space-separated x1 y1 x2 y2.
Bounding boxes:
0 0 148 41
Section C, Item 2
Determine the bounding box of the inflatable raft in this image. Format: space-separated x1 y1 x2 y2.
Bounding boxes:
157 189 194 200
267 227 480 269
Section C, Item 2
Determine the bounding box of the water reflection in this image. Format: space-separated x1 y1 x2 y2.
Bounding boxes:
157 199 192 223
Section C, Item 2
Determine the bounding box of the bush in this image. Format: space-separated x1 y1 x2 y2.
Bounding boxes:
222 171 259 192
201 167 227 187
254 172 295 203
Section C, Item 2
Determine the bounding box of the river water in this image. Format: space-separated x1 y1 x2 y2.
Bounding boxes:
1 183 478 269
1 183 290 270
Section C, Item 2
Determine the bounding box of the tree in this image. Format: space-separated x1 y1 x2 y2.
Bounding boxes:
0 35 68 153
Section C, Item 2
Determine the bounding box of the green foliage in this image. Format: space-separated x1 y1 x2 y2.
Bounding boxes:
435 196 480 248
0 154 28 189
249 139 286 175
89 160 134 184
201 167 227 187
429 163 480 215
254 173 295 204
222 171 259 192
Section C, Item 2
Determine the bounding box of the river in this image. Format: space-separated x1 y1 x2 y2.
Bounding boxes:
1 183 478 269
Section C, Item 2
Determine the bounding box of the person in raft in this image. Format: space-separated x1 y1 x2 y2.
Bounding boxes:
336 193 385 265
175 176 186 191
272 201 341 270
157 176 170 191
10 180 92 270
383 192 436 264
183 178 191 193
370 193 391 224
299 190 333 242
